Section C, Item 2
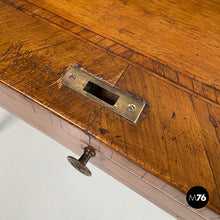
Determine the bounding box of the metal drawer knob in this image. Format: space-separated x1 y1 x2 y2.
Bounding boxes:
67 146 96 176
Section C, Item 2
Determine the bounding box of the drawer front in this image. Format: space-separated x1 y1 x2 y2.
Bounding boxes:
0 82 219 220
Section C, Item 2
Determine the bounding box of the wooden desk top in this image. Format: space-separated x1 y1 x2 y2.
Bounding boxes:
0 0 220 215
28 0 220 91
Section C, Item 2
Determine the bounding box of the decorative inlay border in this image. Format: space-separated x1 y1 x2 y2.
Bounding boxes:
2 0 220 105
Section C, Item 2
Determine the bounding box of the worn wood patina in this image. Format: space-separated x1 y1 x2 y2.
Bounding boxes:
0 0 220 217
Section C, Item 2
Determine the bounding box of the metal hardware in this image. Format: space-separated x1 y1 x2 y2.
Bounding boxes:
127 104 136 112
67 146 96 176
61 66 145 123
69 73 76 79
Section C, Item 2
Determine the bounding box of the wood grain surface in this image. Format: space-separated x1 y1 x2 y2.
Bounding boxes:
26 0 220 91
2 0 219 106
88 65 220 213
1 82 219 220
0 1 129 130
0 0 220 215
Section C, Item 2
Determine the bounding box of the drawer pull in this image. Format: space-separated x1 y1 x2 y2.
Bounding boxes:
67 146 96 176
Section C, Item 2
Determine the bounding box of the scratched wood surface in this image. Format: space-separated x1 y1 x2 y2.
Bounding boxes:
1 83 219 220
3 0 220 106
0 0 220 215
27 0 220 91
88 65 220 214
0 2 129 130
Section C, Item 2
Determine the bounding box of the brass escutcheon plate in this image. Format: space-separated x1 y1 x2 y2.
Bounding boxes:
61 66 145 123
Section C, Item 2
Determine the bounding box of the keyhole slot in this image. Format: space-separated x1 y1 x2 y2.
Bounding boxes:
83 81 119 105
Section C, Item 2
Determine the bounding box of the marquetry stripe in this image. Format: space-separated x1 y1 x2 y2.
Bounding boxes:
2 0 220 106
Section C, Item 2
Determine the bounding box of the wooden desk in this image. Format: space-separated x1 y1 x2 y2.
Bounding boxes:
0 0 219 218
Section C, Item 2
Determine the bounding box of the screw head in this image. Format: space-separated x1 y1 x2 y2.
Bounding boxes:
69 73 76 79
127 104 136 112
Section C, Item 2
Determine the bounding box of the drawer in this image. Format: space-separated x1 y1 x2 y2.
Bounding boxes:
0 81 219 220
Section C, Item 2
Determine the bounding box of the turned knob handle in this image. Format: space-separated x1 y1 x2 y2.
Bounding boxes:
67 146 96 176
